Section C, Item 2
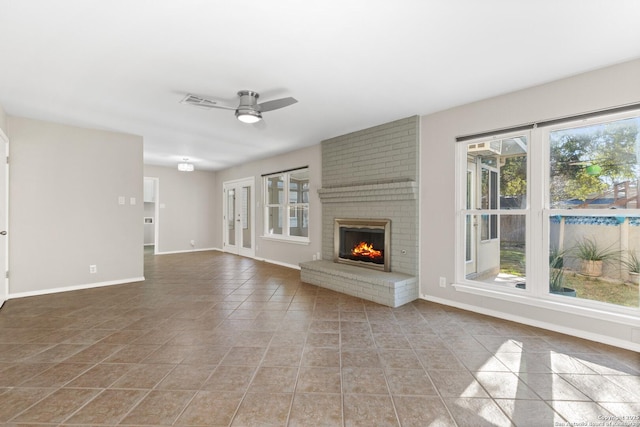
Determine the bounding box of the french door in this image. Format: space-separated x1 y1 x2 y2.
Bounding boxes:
222 177 255 258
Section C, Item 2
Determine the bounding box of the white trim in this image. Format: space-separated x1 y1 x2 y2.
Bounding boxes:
8 277 146 300
154 247 221 255
260 235 310 245
0 128 8 309
253 256 301 270
451 282 640 327
422 294 640 352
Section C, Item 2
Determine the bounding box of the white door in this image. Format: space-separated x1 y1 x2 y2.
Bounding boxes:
223 178 255 258
0 130 8 308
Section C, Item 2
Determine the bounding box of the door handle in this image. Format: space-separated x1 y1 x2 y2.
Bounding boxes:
0 231 6 235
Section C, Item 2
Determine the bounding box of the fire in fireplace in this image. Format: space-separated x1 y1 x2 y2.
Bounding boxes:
334 218 390 271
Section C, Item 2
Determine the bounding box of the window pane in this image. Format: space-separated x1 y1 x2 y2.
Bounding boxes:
466 214 526 288
227 189 235 245
289 205 308 237
500 154 528 209
467 136 528 211
481 169 489 209
465 215 472 262
549 215 639 307
289 169 309 203
267 175 284 204
480 214 489 241
549 117 640 209
490 213 498 239
266 206 283 235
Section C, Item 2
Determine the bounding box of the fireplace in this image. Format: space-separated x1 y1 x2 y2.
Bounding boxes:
334 218 391 272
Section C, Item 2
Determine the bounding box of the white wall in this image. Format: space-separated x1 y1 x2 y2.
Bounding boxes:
8 117 144 296
143 165 218 254
215 144 322 269
420 58 640 350
0 104 6 134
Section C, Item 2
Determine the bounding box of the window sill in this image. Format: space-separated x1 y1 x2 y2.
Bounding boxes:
452 282 640 327
261 235 310 245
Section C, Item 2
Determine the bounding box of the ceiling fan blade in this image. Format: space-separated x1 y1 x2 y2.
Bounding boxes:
180 94 235 110
257 97 298 112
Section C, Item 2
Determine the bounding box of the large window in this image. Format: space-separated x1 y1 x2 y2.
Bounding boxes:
264 167 309 241
458 110 640 315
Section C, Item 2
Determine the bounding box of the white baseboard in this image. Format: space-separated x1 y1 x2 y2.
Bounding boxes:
8 277 146 300
421 295 640 352
254 257 301 270
154 247 221 255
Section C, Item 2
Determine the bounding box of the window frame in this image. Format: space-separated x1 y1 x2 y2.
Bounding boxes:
455 109 640 321
263 167 310 243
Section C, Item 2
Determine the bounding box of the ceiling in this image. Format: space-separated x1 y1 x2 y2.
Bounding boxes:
1 1 639 171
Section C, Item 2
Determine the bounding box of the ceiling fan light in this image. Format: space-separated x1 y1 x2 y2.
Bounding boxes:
235 108 262 124
178 162 194 172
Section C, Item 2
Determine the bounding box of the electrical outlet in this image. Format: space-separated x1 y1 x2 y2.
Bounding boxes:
312 254 317 261
89 265 97 274
439 277 446 288
190 240 195 247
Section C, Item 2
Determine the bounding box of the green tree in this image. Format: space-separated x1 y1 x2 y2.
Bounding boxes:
500 156 527 197
549 118 639 206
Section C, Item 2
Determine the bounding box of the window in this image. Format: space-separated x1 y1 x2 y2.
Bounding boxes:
545 115 640 308
264 167 309 241
462 134 528 285
458 110 640 315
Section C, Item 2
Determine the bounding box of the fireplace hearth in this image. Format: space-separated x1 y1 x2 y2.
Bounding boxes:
334 218 390 272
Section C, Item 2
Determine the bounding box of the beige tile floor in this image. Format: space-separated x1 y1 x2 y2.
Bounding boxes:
0 249 639 426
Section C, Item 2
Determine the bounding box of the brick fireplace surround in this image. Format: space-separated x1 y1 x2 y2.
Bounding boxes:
300 116 419 307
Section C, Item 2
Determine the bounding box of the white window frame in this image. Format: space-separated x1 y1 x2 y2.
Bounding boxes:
455 109 640 323
457 130 531 294
263 168 310 243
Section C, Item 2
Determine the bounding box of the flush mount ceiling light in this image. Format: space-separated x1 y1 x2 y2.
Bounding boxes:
178 158 194 172
235 106 262 124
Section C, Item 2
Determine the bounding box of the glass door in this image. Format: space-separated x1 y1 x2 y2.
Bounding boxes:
223 178 255 257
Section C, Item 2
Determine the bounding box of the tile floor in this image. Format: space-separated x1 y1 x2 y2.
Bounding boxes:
0 250 639 426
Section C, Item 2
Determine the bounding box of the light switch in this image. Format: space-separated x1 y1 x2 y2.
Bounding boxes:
130 197 136 205
118 196 125 205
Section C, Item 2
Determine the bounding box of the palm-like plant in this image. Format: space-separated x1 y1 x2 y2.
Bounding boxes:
573 237 620 262
621 250 640 274
549 247 566 292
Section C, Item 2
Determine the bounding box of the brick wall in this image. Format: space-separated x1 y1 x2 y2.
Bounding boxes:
322 116 419 187
319 116 419 276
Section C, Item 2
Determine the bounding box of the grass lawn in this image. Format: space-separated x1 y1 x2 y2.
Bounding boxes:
500 246 639 308
501 246 526 276
563 273 640 308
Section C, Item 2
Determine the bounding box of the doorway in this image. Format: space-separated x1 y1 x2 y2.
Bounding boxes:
223 177 255 258
143 177 159 254
0 129 8 307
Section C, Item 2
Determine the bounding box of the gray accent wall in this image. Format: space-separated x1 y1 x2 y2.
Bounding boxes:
320 116 419 276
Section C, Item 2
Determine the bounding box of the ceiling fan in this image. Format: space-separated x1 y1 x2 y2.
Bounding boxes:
180 90 298 124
